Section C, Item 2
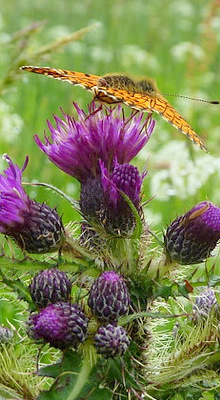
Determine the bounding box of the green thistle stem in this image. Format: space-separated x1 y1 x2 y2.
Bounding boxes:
120 190 142 239
108 236 139 275
66 352 95 400
64 236 95 260
147 253 177 279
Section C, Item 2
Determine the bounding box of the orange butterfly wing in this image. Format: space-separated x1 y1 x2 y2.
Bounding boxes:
94 85 207 151
21 66 100 90
20 66 207 151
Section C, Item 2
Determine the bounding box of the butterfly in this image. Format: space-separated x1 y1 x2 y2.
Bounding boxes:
21 66 218 151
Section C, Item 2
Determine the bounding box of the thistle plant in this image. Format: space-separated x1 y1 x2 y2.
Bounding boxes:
1 96 220 400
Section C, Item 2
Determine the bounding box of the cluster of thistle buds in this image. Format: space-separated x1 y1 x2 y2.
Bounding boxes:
27 268 88 349
27 268 131 358
88 270 131 358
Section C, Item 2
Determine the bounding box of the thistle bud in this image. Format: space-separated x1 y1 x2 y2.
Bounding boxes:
27 302 88 349
88 271 130 322
0 326 14 343
12 202 65 254
94 324 130 358
108 163 142 209
99 162 144 232
29 268 72 308
164 201 220 264
193 288 218 319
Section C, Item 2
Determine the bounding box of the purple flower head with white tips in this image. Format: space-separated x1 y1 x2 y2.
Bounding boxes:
88 270 131 322
27 302 88 349
35 102 155 183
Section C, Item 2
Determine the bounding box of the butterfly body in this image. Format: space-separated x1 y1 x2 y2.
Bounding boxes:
21 66 208 151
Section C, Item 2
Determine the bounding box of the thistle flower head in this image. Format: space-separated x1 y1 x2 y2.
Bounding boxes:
0 155 64 253
35 102 155 183
27 302 88 349
29 268 72 308
164 201 220 264
94 324 130 358
88 270 131 322
193 288 218 319
35 103 153 235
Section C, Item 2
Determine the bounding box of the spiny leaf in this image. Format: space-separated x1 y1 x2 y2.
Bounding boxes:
38 350 106 400
0 269 35 309
105 357 140 390
38 350 81 379
84 387 112 400
119 311 187 325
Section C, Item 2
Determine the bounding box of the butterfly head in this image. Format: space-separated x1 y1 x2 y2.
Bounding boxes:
136 78 158 96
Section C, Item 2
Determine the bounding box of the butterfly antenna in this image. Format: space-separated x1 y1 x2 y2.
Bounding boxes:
163 93 219 105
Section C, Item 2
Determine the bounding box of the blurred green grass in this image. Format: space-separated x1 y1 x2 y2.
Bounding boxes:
0 0 220 244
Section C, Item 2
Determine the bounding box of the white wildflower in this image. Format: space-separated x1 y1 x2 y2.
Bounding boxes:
171 42 205 62
0 101 23 143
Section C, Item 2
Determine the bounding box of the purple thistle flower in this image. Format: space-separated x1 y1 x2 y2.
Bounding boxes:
29 268 72 308
27 302 88 349
164 201 220 264
0 155 64 254
88 270 131 322
35 102 155 183
36 102 153 236
94 324 130 358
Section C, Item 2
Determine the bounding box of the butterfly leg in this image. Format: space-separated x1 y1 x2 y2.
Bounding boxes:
94 94 122 104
